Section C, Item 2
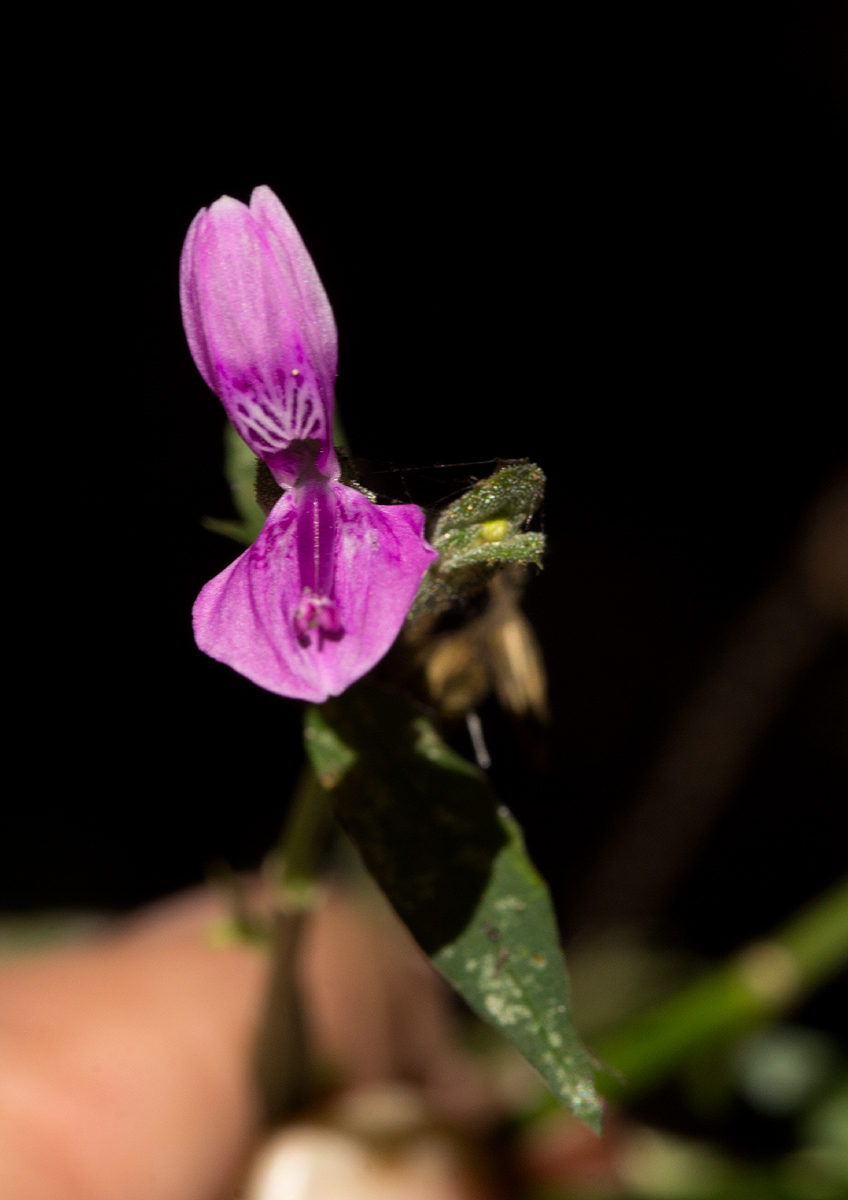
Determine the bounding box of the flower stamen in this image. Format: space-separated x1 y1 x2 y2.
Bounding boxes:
294 588 341 636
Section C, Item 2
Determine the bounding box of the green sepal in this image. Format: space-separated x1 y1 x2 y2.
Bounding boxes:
303 684 602 1129
202 422 266 546
200 517 256 545
438 532 545 568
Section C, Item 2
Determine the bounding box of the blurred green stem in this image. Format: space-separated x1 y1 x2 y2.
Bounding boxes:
596 875 848 1099
254 766 335 1124
265 765 335 908
254 909 310 1124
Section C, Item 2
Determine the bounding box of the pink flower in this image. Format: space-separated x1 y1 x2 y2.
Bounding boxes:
181 187 436 702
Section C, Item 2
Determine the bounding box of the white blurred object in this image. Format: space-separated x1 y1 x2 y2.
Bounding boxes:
465 712 491 770
619 1126 730 1198
243 1084 486 1200
732 1025 838 1116
245 1128 363 1199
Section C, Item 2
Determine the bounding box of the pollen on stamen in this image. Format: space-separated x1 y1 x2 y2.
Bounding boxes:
293 588 341 638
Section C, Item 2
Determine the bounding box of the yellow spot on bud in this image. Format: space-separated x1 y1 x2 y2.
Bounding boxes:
292 368 300 375
480 519 509 542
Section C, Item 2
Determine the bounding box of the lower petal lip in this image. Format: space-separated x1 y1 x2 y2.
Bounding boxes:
193 485 437 702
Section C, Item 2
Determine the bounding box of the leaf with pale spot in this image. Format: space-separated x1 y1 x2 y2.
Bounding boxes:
304 684 602 1129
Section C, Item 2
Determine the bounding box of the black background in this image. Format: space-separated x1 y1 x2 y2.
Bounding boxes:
6 0 846 1003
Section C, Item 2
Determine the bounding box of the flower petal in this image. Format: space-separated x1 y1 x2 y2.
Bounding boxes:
180 192 337 483
249 186 337 403
192 486 438 702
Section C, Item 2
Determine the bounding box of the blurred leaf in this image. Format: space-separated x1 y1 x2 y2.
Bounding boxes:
304 684 602 1129
202 422 266 545
801 1072 848 1156
408 462 546 622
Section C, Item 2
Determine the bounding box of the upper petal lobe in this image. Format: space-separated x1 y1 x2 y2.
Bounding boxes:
180 191 337 483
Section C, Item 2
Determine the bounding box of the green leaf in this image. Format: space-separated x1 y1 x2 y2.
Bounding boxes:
305 687 506 953
433 808 603 1130
304 684 602 1129
408 462 546 621
200 516 256 545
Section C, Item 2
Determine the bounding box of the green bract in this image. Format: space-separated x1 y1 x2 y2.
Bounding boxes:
407 462 546 622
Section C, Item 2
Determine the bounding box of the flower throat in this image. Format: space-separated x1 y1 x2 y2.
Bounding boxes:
293 465 340 638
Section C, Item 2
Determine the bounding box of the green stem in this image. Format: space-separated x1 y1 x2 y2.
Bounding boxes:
253 766 336 1125
265 765 335 908
595 875 848 1099
254 910 310 1124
